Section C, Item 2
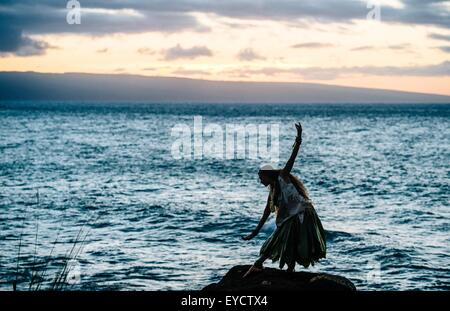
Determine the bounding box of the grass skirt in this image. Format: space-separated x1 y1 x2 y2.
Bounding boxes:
259 207 326 269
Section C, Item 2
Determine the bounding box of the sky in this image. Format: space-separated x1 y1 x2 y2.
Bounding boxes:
0 0 449 95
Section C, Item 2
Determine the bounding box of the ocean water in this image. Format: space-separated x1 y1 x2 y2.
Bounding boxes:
0 102 449 291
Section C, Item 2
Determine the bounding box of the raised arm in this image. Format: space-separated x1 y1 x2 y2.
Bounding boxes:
242 194 271 240
283 122 302 173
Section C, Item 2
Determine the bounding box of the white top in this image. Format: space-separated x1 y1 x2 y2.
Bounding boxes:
274 175 311 227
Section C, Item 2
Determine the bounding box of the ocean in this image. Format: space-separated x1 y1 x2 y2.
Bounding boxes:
0 102 449 291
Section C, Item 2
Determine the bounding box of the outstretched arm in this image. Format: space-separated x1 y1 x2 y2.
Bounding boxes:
283 122 302 173
242 195 271 240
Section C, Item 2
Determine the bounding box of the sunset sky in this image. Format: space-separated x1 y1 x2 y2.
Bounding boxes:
1 0 449 95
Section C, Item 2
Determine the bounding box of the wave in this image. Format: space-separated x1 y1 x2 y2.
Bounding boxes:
325 230 357 243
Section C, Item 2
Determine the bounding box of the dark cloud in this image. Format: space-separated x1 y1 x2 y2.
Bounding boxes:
0 27 24 52
1 1 448 35
134 1 450 29
387 44 412 50
291 42 334 49
438 46 450 53
429 33 450 42
384 0 450 29
351 44 412 52
163 44 213 60
237 48 265 61
0 27 49 56
0 1 449 55
0 1 208 55
13 38 50 56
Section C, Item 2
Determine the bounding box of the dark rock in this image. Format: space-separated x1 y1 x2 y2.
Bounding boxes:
202 265 356 291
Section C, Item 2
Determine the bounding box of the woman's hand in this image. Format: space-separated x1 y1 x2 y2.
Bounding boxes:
241 231 257 240
295 122 302 139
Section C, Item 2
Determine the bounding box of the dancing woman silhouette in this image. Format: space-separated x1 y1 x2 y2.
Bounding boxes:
242 122 326 277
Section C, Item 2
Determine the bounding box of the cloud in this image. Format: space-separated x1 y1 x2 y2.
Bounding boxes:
171 68 211 75
0 3 208 35
1 1 450 56
224 61 450 80
291 42 334 49
237 48 265 61
350 44 412 52
1 1 448 35
351 45 372 51
14 38 50 56
137 48 155 55
163 44 213 60
387 44 412 50
0 27 49 56
438 46 450 53
429 33 450 42
0 2 208 55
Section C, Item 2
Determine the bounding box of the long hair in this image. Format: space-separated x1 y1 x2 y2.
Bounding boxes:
260 169 311 209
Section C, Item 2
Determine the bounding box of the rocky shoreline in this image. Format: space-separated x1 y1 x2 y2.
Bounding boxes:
203 265 356 291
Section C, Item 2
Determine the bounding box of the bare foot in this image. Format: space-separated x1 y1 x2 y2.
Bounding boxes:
243 265 263 278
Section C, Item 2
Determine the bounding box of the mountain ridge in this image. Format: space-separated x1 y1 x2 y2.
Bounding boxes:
1 71 449 103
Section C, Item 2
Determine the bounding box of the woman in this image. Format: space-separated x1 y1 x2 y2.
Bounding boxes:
242 122 326 277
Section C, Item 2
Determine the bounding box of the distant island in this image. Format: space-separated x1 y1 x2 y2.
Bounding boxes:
1 71 449 103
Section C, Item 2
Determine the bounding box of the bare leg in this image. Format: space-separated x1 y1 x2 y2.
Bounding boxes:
243 254 268 278
254 253 268 268
287 262 295 273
